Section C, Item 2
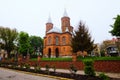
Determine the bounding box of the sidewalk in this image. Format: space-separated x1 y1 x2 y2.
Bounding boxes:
41 68 120 79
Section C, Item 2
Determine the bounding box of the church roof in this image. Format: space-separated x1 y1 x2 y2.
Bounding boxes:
63 8 68 17
47 14 52 23
47 27 62 33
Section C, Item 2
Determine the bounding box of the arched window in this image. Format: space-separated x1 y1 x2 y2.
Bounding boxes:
48 36 51 45
62 36 66 45
55 36 59 45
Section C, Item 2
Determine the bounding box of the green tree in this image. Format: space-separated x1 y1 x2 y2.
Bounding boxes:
71 21 94 54
110 15 120 37
18 31 30 56
110 15 120 52
0 26 18 58
29 36 43 55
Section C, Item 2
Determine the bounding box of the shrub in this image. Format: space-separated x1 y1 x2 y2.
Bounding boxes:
45 64 50 74
69 64 77 75
83 59 96 76
34 63 37 72
99 73 110 80
24 63 30 70
20 63 24 69
37 66 41 71
52 65 56 73
34 63 41 72
10 62 17 69
0 62 1 67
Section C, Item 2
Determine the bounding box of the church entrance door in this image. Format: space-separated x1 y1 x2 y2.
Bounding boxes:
55 48 59 58
48 48 51 58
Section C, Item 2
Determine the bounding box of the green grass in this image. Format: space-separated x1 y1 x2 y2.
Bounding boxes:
41 57 72 61
30 57 72 61
31 58 37 61
30 56 120 61
77 56 120 61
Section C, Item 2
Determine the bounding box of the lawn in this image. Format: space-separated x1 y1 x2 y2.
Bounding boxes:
77 56 120 61
31 56 120 61
31 57 72 61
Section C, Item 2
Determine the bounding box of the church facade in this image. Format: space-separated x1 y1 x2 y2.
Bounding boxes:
43 10 73 58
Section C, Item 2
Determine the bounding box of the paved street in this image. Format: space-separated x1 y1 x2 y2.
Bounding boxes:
0 68 58 80
0 67 120 80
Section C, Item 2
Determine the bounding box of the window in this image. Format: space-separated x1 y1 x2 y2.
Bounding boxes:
62 37 66 45
55 36 59 45
48 36 51 45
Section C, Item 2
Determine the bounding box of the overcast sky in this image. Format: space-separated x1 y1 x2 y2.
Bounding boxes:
0 0 120 43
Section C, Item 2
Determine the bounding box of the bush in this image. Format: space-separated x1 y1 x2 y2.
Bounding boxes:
69 64 77 75
83 59 96 76
24 63 30 70
20 63 24 69
99 73 110 80
34 63 41 72
45 64 50 74
52 65 56 73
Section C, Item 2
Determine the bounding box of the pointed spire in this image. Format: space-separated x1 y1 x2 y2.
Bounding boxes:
47 14 52 23
63 8 68 17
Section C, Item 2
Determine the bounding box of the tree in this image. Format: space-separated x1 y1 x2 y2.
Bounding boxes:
110 15 120 37
18 31 30 56
29 36 43 55
0 26 18 58
110 15 120 52
71 21 94 54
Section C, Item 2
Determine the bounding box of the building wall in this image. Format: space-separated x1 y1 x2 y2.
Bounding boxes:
43 32 72 57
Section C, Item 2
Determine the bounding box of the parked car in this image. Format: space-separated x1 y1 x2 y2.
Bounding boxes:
106 46 119 56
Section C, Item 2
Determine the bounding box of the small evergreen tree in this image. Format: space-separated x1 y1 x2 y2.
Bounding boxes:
83 60 96 76
71 21 94 54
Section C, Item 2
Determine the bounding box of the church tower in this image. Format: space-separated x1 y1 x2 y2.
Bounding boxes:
46 15 53 33
61 9 73 33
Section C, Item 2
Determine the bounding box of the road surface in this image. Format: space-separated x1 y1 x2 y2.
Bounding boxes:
0 68 58 80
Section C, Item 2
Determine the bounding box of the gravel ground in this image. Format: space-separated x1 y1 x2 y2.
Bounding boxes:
0 68 58 80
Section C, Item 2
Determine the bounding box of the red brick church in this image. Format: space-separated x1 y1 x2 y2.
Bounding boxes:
43 10 73 58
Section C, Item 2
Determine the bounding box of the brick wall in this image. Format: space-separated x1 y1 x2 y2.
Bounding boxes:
29 60 120 73
94 60 120 73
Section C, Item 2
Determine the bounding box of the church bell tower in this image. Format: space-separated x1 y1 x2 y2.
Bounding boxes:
61 9 73 33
